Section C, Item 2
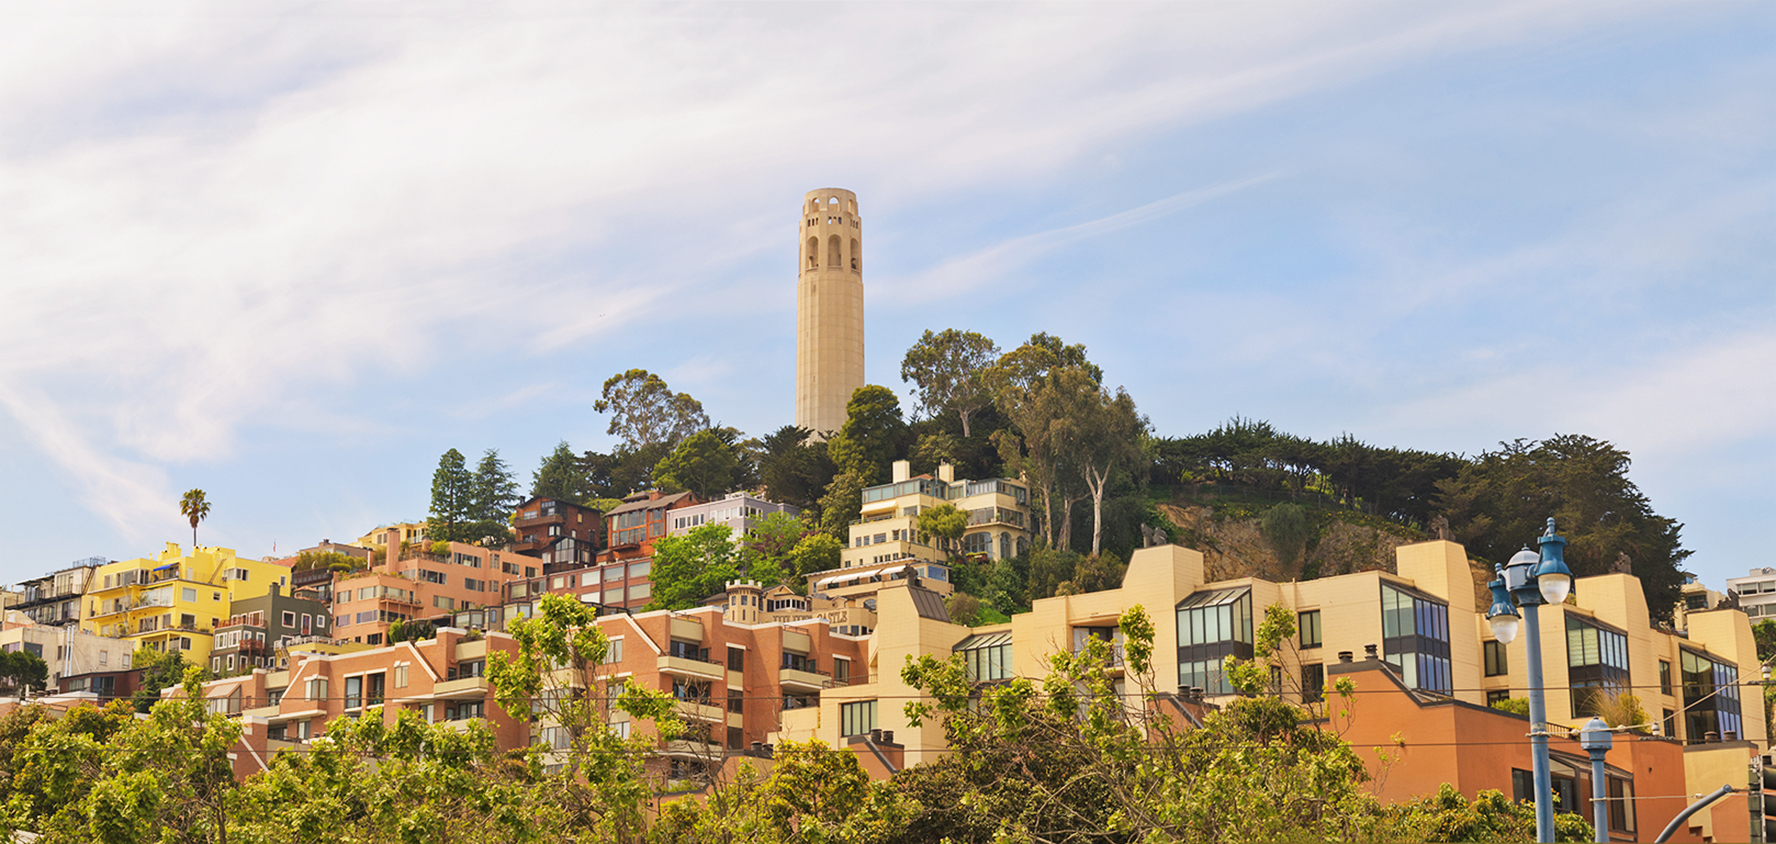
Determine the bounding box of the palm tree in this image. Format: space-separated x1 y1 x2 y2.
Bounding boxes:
179 489 211 550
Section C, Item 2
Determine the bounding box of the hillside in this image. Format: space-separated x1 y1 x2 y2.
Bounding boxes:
1155 497 1494 606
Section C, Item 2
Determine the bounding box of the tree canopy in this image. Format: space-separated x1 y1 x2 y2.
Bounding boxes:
594 369 709 451
900 328 1001 437
656 429 744 500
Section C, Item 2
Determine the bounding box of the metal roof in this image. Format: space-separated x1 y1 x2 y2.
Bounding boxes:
1176 586 1251 610
952 630 1012 650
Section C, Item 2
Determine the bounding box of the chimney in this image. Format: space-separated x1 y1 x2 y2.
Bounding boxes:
891 460 910 483
1706 731 1720 743
881 730 894 744
1338 651 1354 663
1363 644 1378 659
938 463 955 483
870 728 883 743
1726 730 1739 742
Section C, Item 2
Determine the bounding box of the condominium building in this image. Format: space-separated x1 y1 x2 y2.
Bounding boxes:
599 490 703 565
513 496 602 571
80 544 294 664
668 492 800 538
1726 566 1776 621
208 583 333 676
0 611 123 693
13 560 101 627
781 537 1764 840
330 530 536 645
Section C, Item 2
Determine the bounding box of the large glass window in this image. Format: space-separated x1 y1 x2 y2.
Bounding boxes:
1566 615 1630 718
840 700 877 737
1176 588 1253 696
955 631 1013 683
1680 649 1742 743
1380 583 1452 695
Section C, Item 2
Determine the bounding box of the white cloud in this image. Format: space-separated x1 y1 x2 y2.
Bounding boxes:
0 2 1688 546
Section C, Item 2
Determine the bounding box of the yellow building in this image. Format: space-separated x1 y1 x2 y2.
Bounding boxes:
82 543 293 664
354 521 429 551
808 460 1031 604
787 536 1767 769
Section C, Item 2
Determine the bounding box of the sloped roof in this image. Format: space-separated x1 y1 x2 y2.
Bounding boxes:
908 586 950 622
604 491 693 517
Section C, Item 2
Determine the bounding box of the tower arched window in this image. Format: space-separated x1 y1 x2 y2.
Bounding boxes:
828 234 841 267
807 236 818 269
850 238 860 271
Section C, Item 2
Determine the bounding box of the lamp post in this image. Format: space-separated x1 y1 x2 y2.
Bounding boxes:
1579 716 1613 843
1486 517 1576 844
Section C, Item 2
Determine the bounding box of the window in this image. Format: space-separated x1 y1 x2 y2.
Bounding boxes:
840 700 877 736
368 672 384 706
1567 615 1630 718
669 640 709 662
434 596 455 610
603 587 625 604
955 631 1013 682
833 657 850 684
629 561 651 578
306 677 328 702
282 611 295 627
1608 776 1635 833
1301 663 1324 704
1380 583 1452 695
418 570 446 585
1487 689 1513 706
1298 610 1321 649
394 664 409 688
1484 640 1509 677
1680 649 1742 743
182 587 197 602
628 582 651 601
345 676 362 709
962 532 991 556
1659 660 1672 696
728 689 744 714
727 647 744 671
1176 588 1253 695
581 570 601 587
781 652 814 672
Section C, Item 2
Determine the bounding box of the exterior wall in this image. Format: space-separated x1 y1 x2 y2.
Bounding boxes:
667 493 799 539
1727 567 1776 622
513 496 602 571
209 584 332 676
354 522 429 550
81 544 293 664
331 532 535 645
1326 660 1692 842
795 187 864 437
13 561 99 626
1681 742 1759 842
0 614 119 691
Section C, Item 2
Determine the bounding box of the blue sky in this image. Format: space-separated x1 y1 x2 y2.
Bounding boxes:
1 3 1771 591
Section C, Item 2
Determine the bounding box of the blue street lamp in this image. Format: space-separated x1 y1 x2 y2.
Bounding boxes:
1486 517 1576 844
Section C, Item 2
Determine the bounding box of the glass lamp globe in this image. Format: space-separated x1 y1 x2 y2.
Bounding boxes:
1490 614 1520 645
1508 548 1541 570
1539 572 1572 605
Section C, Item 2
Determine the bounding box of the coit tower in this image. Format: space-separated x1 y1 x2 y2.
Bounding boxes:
796 188 864 437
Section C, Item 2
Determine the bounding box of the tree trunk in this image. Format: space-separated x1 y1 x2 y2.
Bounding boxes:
1058 496 1078 551
1086 464 1109 558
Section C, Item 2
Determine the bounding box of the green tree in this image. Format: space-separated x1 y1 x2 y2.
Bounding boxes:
644 524 780 610
756 425 839 515
468 448 520 546
915 503 968 557
1383 783 1593 842
427 448 474 544
1437 435 1691 621
786 533 842 591
178 489 210 550
532 440 590 504
594 369 709 450
1076 383 1147 557
486 592 681 837
826 386 908 485
816 472 865 541
129 647 194 714
656 429 743 499
1260 503 1315 571
0 651 48 699
901 329 1001 437
985 334 1101 551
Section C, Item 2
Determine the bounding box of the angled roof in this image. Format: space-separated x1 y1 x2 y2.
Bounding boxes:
604 491 694 517
908 586 950 622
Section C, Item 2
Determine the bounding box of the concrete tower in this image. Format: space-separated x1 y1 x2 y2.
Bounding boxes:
796 188 865 437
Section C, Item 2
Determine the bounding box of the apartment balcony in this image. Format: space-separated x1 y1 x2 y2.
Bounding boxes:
779 667 831 693
432 676 490 699
662 737 725 758
673 700 724 723
657 654 724 681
